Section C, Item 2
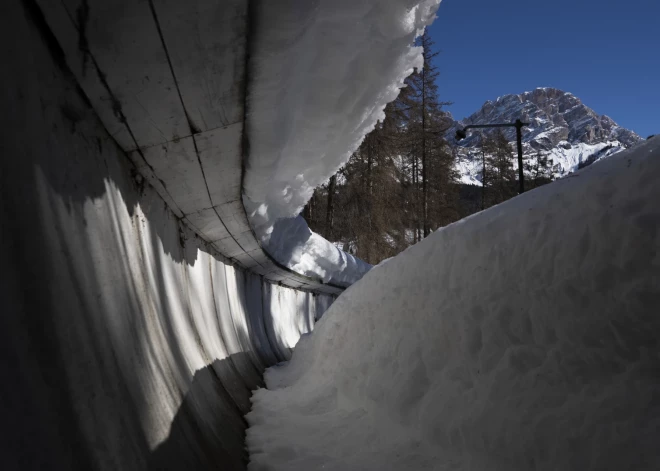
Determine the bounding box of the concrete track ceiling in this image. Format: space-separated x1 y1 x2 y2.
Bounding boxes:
37 0 342 295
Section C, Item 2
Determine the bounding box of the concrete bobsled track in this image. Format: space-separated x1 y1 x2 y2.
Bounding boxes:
1 1 335 469
6 0 657 469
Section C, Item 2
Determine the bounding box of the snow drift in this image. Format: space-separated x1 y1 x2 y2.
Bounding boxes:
247 138 660 470
243 0 441 284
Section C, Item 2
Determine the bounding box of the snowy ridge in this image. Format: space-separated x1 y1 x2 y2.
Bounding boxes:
457 140 627 186
247 138 660 469
449 87 642 185
243 0 441 285
448 87 641 150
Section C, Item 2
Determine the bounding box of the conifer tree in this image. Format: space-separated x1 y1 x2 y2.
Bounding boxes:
401 31 454 238
302 33 460 263
524 151 554 189
482 130 516 206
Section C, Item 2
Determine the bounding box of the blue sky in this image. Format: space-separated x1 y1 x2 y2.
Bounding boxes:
426 0 658 138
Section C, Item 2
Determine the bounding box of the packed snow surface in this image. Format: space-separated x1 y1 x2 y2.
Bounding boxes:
247 138 660 470
243 0 441 284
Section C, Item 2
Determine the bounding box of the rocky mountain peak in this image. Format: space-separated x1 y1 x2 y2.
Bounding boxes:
449 88 643 185
449 87 641 151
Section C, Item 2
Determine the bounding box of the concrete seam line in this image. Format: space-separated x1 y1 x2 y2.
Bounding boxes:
53 0 187 217
147 0 260 269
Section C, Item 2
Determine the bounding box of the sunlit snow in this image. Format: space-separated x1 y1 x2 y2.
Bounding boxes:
247 138 660 470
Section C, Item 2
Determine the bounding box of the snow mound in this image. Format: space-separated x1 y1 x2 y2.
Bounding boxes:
243 0 441 284
247 137 660 470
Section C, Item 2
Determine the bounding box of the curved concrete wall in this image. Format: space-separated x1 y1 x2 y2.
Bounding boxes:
32 0 345 295
1 2 332 469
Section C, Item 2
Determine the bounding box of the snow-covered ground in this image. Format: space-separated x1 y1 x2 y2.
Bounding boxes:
247 137 660 470
456 140 626 186
243 0 441 284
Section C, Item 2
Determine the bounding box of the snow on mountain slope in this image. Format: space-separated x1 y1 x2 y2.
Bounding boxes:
243 0 441 285
247 137 660 470
450 87 642 185
457 140 627 186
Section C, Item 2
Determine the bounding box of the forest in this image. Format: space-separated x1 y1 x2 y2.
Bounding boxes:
303 33 554 264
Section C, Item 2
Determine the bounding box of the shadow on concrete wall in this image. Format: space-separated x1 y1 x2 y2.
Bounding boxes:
148 355 256 471
1 1 327 469
2 2 255 469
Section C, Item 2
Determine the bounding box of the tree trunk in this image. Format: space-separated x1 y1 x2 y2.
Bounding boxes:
366 135 373 254
411 145 418 242
326 175 336 239
481 149 486 210
303 191 316 229
421 68 429 238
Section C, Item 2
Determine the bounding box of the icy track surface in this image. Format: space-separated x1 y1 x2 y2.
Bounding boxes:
243 0 441 284
247 138 660 470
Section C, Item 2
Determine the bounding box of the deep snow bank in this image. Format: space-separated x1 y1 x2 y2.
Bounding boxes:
243 0 441 284
247 138 660 470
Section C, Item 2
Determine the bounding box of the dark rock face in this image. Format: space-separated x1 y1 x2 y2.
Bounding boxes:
448 87 641 150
